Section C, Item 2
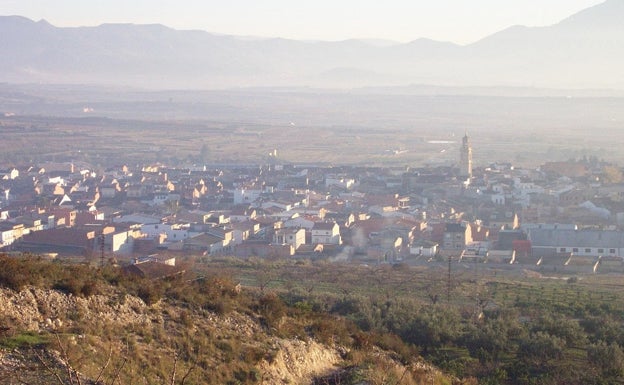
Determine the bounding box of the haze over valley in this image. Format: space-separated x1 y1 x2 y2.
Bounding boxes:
2 83 624 168
3 2 624 385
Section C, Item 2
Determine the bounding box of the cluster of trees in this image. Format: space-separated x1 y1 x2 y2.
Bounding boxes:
320 283 624 384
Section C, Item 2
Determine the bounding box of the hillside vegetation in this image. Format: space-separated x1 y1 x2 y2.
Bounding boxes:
3 253 624 384
209 257 624 385
0 255 457 385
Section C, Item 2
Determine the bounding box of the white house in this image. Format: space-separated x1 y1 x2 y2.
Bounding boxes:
311 222 341 245
106 228 139 256
409 240 439 257
0 223 24 248
273 228 306 250
284 216 316 230
141 223 196 242
230 220 260 245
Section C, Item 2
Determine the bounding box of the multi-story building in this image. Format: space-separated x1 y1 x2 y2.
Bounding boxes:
273 228 306 250
311 222 342 245
442 223 472 250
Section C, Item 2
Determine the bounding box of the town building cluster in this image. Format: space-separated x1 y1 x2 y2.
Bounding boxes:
2 137 624 273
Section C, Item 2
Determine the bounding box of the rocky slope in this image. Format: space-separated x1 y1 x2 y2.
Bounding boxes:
0 253 460 384
0 286 397 384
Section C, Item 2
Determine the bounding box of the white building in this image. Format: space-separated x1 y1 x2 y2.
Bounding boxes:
311 222 342 245
273 228 306 250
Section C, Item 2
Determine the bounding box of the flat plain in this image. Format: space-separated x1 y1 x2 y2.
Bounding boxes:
2 85 624 168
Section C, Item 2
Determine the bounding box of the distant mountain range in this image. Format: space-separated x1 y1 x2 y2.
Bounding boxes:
1 0 623 90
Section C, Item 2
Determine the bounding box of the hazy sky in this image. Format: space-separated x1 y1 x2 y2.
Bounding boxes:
0 0 605 44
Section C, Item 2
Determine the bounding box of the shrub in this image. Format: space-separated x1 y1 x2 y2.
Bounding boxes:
372 332 416 364
80 280 100 297
53 277 100 297
331 298 361 316
257 293 286 329
204 298 233 315
0 255 42 291
136 284 164 306
309 317 354 346
241 346 266 365
587 341 624 377
0 331 49 349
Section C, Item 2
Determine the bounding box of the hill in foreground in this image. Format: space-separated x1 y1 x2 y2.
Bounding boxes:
0 255 456 385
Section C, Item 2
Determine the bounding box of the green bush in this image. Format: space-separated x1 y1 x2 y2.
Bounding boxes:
0 331 49 349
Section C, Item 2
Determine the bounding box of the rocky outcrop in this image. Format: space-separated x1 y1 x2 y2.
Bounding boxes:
0 287 347 384
261 339 341 384
0 287 150 333
0 286 451 385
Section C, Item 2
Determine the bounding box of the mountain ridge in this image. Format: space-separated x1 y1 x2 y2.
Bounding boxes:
1 0 622 89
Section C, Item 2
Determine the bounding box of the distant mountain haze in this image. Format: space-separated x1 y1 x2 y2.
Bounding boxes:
1 0 623 89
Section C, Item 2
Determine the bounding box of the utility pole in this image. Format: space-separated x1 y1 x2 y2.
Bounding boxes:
447 254 452 304
99 232 105 268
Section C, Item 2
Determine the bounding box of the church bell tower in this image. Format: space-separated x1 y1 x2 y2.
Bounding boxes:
459 132 472 179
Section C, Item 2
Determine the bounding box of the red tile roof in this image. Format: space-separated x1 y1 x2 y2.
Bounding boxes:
122 261 185 280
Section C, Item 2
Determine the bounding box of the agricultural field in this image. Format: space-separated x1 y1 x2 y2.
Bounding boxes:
3 85 624 169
